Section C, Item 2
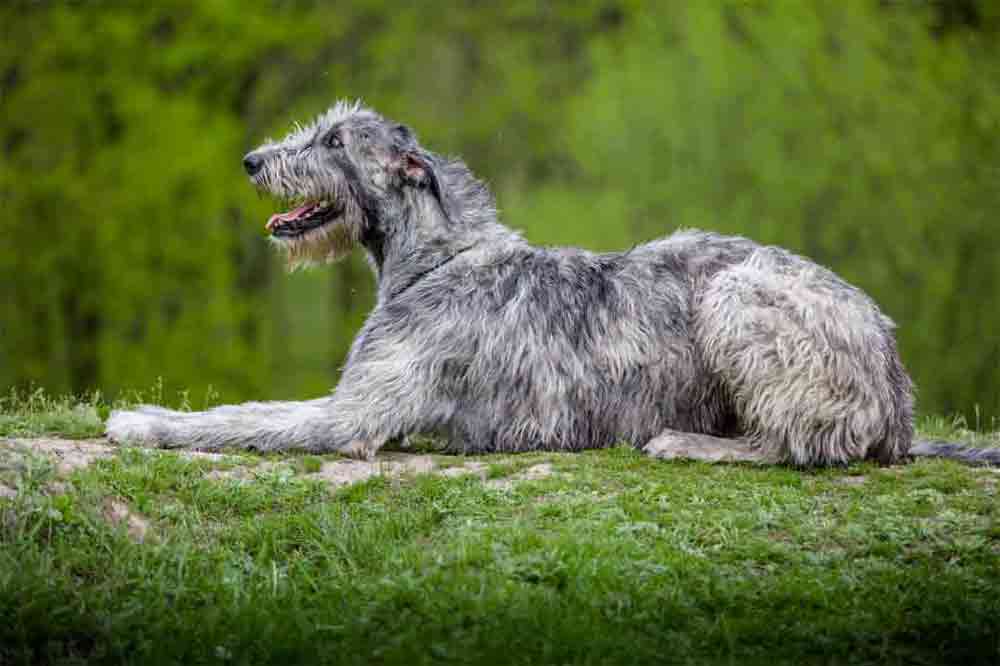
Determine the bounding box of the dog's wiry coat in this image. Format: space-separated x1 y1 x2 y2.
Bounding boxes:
107 101 998 467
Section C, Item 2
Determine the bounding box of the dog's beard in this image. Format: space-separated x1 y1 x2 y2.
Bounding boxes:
270 217 360 269
258 172 362 268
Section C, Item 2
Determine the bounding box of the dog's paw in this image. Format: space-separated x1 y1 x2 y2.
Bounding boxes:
340 438 380 462
105 409 169 446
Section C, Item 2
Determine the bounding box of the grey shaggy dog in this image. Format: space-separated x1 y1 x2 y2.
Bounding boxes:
107 100 997 467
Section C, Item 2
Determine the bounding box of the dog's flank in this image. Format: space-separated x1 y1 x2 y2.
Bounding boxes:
106 100 993 468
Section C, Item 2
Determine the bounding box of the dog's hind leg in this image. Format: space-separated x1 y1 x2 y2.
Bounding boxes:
693 247 913 467
642 429 771 464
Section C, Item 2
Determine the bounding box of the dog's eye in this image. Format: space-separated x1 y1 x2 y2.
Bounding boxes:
324 131 343 149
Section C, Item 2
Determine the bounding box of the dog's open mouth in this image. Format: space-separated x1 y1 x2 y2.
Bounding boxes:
266 200 342 238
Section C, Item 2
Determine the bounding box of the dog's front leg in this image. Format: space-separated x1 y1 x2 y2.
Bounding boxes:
105 397 346 453
104 395 400 458
106 358 431 457
321 349 440 460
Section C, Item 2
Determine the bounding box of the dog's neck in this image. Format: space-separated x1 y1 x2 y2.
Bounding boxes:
361 158 522 300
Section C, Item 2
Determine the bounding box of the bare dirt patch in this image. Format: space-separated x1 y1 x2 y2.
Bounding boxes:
1 437 560 493
1 437 241 474
200 455 556 491
312 453 437 487
438 461 489 479
2 437 114 476
486 463 556 490
203 460 285 482
201 453 441 488
102 497 153 543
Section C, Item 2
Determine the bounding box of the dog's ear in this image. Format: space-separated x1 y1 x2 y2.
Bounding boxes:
389 123 432 188
397 151 432 188
393 150 442 203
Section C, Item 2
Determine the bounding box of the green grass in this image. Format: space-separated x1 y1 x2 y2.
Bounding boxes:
1 394 999 665
0 388 106 439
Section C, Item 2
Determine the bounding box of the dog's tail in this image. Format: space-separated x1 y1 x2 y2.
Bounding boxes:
909 439 1000 466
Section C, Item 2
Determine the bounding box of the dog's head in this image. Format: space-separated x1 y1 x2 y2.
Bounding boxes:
243 100 436 266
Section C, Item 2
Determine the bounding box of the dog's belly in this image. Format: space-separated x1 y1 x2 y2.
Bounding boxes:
442 323 713 453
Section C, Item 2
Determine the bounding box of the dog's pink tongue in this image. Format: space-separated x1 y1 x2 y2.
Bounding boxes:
266 203 315 231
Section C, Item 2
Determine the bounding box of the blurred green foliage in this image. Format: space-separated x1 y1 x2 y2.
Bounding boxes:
1 1 998 422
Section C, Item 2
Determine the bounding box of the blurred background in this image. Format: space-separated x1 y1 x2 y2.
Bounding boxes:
1 1 998 423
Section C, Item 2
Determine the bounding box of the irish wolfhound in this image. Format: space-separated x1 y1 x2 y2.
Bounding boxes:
106 101 997 467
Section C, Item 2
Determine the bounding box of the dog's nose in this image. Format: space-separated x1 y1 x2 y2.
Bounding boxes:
243 152 264 176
